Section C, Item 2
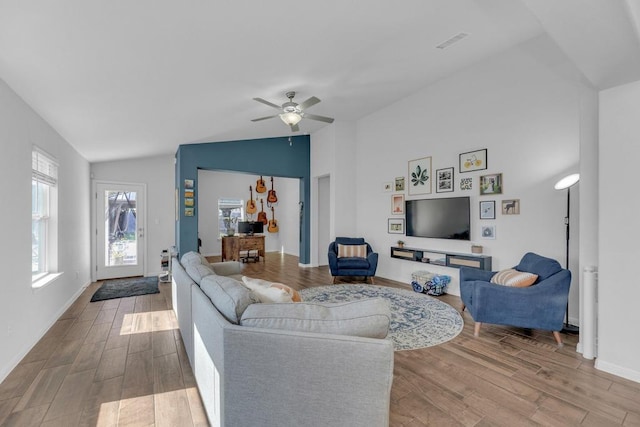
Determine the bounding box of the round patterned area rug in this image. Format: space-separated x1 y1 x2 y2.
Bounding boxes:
300 284 463 351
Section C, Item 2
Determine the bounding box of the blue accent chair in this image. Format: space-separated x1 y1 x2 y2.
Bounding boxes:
460 252 571 346
328 237 378 284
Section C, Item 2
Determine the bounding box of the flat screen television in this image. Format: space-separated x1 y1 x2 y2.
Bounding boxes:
238 221 264 235
405 196 470 240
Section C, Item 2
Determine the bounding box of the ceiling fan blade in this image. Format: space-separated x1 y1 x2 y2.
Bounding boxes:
253 97 282 110
290 123 300 132
251 115 278 122
298 96 321 110
303 113 335 123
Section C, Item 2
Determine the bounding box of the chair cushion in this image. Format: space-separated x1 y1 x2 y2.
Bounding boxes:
240 298 391 339
515 252 562 281
337 244 368 258
490 269 538 288
337 257 370 269
200 275 259 324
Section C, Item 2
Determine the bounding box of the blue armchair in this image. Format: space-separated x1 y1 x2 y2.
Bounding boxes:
460 252 571 346
328 237 378 284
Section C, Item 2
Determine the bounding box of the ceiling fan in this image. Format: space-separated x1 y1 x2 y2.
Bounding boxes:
251 91 334 132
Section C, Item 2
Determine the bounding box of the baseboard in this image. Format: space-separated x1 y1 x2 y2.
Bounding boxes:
595 359 640 384
0 280 91 383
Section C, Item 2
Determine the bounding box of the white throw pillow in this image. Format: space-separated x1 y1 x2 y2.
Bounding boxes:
242 276 293 303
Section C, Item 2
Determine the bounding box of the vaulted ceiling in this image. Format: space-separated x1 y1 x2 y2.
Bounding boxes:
1 0 639 162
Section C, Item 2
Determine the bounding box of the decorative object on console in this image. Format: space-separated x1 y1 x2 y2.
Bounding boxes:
554 173 580 334
436 167 454 193
459 148 487 173
388 218 404 234
396 240 404 247
391 194 404 214
471 244 483 254
479 200 496 219
481 225 496 239
502 199 520 214
480 173 503 195
408 156 432 195
460 177 473 191
395 176 405 191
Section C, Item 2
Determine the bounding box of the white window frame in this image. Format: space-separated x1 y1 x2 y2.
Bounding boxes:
218 198 245 237
32 147 59 286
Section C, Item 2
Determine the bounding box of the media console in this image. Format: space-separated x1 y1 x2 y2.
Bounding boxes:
390 246 492 271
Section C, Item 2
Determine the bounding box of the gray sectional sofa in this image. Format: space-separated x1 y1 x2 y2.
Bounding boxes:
171 252 395 427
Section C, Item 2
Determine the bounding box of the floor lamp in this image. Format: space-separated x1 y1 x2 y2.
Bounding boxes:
554 173 580 334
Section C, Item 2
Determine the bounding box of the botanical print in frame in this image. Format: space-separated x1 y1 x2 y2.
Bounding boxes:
459 149 487 173
502 199 520 215
479 200 495 219
408 156 432 196
480 173 503 195
391 194 405 215
481 225 496 239
388 218 405 234
436 167 454 193
395 177 405 192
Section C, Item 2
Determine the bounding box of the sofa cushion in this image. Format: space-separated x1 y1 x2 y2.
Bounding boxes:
490 269 538 288
240 298 391 339
515 252 562 281
200 275 259 324
185 263 216 284
337 244 367 258
337 257 370 269
241 276 302 303
181 251 209 267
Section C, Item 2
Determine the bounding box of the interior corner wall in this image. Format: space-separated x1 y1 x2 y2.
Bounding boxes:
597 79 640 383
0 78 91 382
90 154 176 277
352 35 585 305
175 136 310 263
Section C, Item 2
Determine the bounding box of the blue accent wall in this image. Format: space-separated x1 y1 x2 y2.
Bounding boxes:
175 136 311 264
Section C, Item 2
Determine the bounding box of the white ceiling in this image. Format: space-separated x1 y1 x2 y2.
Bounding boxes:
1 0 639 163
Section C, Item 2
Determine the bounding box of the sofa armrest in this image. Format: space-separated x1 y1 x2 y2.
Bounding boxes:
209 261 244 276
459 266 494 283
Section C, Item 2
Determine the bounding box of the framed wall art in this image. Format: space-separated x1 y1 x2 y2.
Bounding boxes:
408 156 432 196
460 177 473 191
480 173 503 195
395 176 405 192
388 218 405 234
459 149 487 173
383 182 393 192
479 200 495 219
436 167 454 193
391 194 405 214
502 199 520 215
481 225 496 239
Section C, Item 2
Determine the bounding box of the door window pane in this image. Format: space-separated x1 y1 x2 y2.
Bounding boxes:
104 191 138 266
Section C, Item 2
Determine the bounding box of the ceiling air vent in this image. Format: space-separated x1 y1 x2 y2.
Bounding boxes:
436 32 469 50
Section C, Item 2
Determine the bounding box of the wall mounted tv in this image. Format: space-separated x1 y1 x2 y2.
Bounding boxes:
405 196 470 240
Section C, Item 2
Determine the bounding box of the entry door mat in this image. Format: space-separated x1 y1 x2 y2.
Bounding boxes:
90 276 160 302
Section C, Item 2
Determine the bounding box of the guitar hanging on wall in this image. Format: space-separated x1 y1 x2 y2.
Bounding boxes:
256 175 266 193
246 185 257 215
257 199 268 225
268 206 279 233
267 176 278 206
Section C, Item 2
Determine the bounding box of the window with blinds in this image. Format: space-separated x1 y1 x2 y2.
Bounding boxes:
32 147 58 278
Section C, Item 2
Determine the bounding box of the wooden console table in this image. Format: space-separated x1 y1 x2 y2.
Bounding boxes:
222 235 265 263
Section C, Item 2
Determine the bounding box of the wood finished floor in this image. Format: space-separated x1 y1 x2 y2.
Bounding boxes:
1 252 639 426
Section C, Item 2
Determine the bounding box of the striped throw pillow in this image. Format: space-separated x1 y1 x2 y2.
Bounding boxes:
337 244 368 258
490 269 538 288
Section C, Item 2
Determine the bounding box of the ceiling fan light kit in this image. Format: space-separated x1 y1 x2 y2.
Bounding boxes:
252 91 334 131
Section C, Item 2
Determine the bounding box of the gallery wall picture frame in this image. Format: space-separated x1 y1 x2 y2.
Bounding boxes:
395 177 405 192
436 167 454 193
479 200 496 219
481 225 496 239
383 182 393 192
408 156 432 195
502 199 520 215
459 149 487 173
460 177 473 191
391 194 405 215
479 173 503 195
184 179 194 189
185 207 195 217
388 218 405 234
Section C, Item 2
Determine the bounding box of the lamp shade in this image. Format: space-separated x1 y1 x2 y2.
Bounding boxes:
280 112 302 126
554 173 580 190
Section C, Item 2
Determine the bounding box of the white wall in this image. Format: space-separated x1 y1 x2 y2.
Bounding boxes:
91 155 175 277
198 170 299 256
597 79 640 382
0 78 91 382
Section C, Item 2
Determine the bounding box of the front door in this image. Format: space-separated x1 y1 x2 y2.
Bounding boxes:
96 182 145 280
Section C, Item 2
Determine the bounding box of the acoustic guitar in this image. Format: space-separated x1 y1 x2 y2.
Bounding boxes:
268 206 279 233
256 175 266 193
246 185 257 215
267 176 278 205
257 199 268 225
